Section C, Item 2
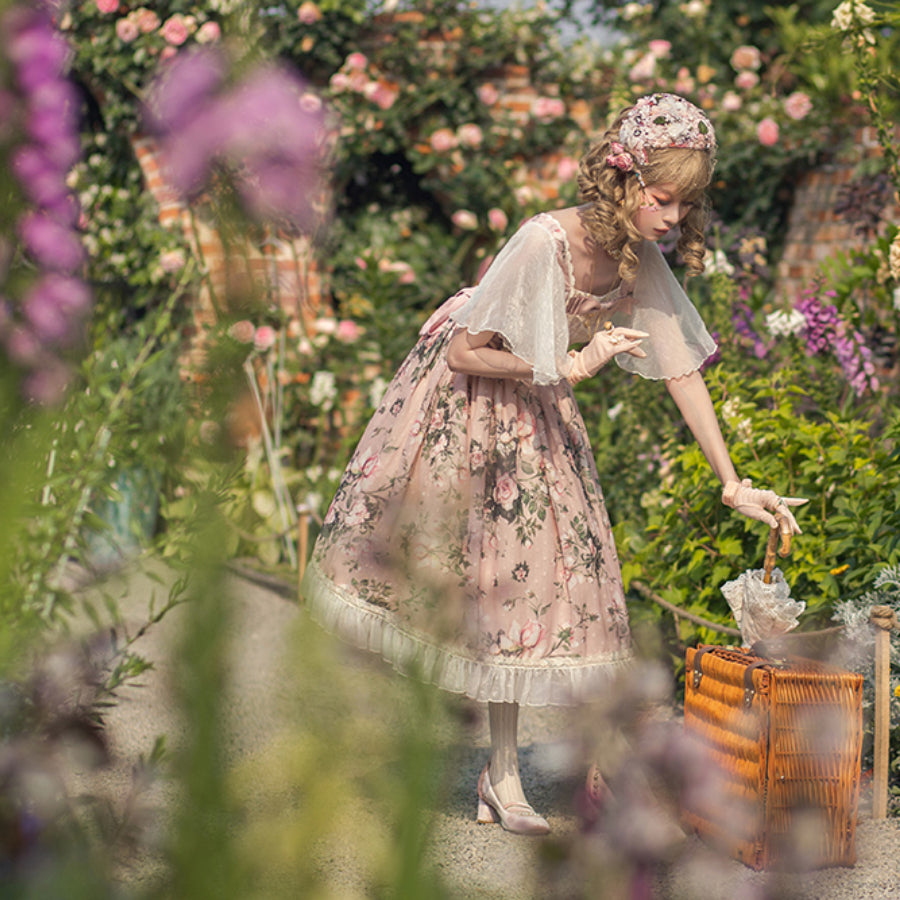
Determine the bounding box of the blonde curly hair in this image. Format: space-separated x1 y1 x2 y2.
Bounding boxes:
577 109 716 283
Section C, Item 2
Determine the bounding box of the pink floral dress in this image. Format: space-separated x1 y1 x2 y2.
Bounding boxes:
302 213 715 706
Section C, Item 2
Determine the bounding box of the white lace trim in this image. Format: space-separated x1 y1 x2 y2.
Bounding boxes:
301 559 635 707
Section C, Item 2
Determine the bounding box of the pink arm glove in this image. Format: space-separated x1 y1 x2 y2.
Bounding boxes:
722 478 806 534
566 326 648 385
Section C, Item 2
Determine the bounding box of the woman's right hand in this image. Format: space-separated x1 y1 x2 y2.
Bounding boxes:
566 325 648 385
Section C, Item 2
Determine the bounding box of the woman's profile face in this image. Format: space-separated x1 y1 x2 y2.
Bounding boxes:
631 181 694 243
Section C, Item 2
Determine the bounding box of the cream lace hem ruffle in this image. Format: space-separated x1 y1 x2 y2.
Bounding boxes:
301 559 635 708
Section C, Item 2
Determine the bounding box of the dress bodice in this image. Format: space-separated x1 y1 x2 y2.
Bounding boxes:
530 212 630 344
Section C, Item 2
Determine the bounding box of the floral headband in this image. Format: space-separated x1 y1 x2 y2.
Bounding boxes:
605 93 716 187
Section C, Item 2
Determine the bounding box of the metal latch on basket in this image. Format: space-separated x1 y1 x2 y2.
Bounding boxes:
691 646 714 690
743 660 773 708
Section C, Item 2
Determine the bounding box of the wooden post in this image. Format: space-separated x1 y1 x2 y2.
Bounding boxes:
869 605 899 818
297 505 310 599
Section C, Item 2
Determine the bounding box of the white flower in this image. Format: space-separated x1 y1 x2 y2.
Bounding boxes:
681 0 708 19
309 371 337 410
619 2 647 20
888 232 900 280
704 248 735 276
893 286 900 312
608 402 624 420
765 309 806 337
831 0 875 31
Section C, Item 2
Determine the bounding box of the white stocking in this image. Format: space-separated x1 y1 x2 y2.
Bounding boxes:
488 701 528 807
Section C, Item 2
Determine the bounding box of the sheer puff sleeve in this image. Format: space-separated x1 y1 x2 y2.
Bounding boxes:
448 218 570 386
611 241 718 381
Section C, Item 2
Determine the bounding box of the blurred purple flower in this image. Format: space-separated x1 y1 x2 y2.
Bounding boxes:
23 274 91 344
2 3 91 403
144 47 226 133
23 357 71 404
4 6 70 93
19 211 86 272
148 50 326 232
12 145 68 208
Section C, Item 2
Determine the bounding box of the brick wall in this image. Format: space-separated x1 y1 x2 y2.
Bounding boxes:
775 126 900 303
132 135 324 354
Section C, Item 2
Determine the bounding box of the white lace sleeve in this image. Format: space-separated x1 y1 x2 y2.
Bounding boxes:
448 219 570 385
611 241 717 381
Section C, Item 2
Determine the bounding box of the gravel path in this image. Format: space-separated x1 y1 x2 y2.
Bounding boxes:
81 564 900 899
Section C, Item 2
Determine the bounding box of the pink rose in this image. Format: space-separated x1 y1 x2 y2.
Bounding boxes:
722 90 742 112
429 128 457 152
532 97 565 120
556 156 578 181
297 1 322 24
674 66 695 94
96 0 119 12
228 320 255 343
195 21 221 44
116 17 139 42
300 92 323 113
784 91 812 121
487 208 508 232
329 72 350 92
451 209 478 230
134 8 160 32
365 82 397 110
648 39 671 58
731 45 761 71
253 325 277 351
336 319 361 342
735 70 759 91
628 53 656 82
354 256 368 270
756 117 779 146
518 620 544 650
160 14 188 45
160 249 185 272
345 52 368 71
492 473 519 511
457 123 483 148
160 46 177 61
477 84 499 106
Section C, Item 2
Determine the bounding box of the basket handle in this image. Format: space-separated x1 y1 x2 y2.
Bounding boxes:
762 510 792 584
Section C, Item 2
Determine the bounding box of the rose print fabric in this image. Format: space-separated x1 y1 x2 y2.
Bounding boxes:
302 214 636 706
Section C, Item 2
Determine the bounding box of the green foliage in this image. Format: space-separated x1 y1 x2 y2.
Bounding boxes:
620 369 900 652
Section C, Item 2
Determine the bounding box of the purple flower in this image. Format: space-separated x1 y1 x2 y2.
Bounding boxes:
795 289 839 357
4 7 70 93
148 51 326 231
19 211 85 272
12 145 68 208
731 299 768 358
1 4 91 404
143 47 226 133
23 274 91 344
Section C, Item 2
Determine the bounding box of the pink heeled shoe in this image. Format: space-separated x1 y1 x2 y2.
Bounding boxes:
476 764 550 836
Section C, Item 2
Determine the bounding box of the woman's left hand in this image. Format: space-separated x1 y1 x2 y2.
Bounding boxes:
722 478 807 534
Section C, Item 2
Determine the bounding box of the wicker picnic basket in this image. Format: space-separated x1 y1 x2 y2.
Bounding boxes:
682 644 864 870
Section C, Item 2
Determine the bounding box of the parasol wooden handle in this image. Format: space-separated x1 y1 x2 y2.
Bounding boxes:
762 511 792 585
